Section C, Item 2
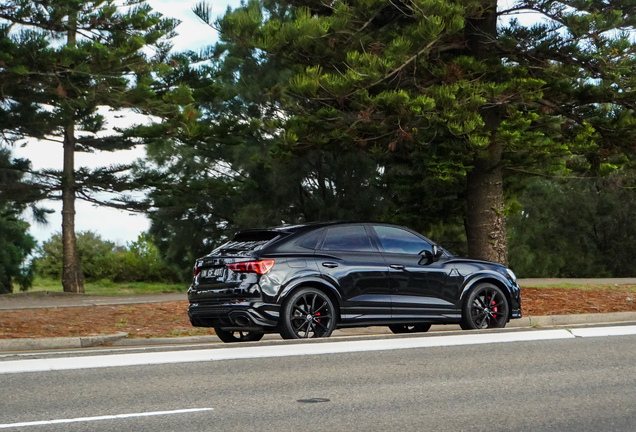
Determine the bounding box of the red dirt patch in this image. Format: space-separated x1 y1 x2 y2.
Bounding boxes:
0 301 214 339
1 288 636 339
522 287 636 315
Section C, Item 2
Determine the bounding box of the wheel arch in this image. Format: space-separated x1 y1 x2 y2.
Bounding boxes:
277 277 343 321
459 272 514 320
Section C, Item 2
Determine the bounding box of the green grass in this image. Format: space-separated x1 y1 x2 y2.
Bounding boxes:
521 282 636 292
19 277 188 296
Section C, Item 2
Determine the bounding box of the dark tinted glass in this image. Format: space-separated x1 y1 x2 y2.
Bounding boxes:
296 229 322 250
233 231 279 242
373 226 432 255
321 226 374 252
213 231 280 254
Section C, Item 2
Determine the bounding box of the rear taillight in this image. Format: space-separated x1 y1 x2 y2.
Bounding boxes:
193 262 202 277
227 259 275 275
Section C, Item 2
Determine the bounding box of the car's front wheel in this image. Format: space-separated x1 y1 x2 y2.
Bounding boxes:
214 328 265 343
388 324 431 334
280 287 337 339
460 283 510 330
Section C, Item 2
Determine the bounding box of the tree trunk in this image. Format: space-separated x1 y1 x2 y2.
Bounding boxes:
61 11 84 293
463 0 508 265
1 278 12 294
61 121 84 293
465 143 507 265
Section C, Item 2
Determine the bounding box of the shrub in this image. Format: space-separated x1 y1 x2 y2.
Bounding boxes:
34 231 181 283
0 208 35 293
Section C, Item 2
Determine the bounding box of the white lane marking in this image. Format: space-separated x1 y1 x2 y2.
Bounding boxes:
0 408 213 429
0 329 573 374
570 325 636 338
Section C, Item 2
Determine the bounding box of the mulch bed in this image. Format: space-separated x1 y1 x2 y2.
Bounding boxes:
0 302 214 339
1 287 636 339
521 287 636 315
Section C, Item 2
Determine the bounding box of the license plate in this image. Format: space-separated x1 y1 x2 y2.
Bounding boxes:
202 268 224 278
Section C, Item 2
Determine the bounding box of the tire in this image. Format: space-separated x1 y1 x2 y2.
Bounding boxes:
388 324 432 334
214 328 265 343
279 287 337 339
460 283 510 330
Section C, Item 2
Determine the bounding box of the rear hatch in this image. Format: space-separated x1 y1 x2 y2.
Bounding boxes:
190 230 283 301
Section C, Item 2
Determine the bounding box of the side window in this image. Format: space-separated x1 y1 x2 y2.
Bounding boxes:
296 229 322 250
373 226 432 255
321 226 374 252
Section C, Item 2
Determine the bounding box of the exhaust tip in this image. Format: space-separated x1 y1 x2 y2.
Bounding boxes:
233 314 251 327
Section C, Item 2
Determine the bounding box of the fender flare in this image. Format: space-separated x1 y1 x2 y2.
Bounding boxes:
276 275 344 309
459 271 516 305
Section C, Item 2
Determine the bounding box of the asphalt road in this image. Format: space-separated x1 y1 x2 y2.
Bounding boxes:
2 330 636 431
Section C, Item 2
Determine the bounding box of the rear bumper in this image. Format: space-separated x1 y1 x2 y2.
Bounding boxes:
187 301 280 329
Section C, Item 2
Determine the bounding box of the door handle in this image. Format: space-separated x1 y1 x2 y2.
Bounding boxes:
322 262 339 268
389 264 405 270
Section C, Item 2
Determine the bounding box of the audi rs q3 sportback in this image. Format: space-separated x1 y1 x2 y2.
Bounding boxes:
187 222 522 343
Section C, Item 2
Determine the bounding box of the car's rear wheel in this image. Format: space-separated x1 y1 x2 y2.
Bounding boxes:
214 328 265 343
460 283 509 330
388 324 432 334
280 287 337 339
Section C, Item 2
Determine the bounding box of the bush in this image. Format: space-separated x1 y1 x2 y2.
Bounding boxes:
508 177 636 278
117 232 182 283
0 208 35 293
34 231 181 283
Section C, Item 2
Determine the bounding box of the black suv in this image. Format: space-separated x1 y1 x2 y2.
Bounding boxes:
187 222 522 343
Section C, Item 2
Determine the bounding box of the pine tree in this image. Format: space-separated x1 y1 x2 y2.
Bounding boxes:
0 0 178 292
127 4 391 273
211 0 636 264
0 149 38 294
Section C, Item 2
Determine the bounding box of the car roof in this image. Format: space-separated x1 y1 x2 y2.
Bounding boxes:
239 221 421 236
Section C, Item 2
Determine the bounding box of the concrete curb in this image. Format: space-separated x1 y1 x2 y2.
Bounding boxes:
508 311 636 328
0 332 128 352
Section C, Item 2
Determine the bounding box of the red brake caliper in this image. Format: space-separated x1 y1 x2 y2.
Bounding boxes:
491 296 498 318
315 312 321 323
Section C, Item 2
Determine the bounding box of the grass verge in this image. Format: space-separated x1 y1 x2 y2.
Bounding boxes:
19 277 188 296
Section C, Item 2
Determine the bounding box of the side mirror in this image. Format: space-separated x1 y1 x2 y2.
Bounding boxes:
420 246 444 265
432 245 443 261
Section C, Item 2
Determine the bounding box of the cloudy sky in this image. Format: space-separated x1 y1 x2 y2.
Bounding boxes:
10 0 241 246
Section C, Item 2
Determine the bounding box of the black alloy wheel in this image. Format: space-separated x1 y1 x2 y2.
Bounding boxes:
388 324 432 334
214 328 265 343
280 287 336 339
460 283 510 330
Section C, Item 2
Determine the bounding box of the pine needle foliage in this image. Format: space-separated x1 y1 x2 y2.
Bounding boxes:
0 148 37 293
127 3 392 273
211 0 636 264
0 0 178 291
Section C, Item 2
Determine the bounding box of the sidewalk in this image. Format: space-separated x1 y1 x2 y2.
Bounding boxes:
0 291 186 310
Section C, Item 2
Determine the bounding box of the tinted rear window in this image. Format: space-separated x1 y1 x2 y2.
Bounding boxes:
213 231 280 255
233 231 280 242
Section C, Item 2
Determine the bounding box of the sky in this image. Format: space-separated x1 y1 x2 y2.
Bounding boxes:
8 0 241 246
